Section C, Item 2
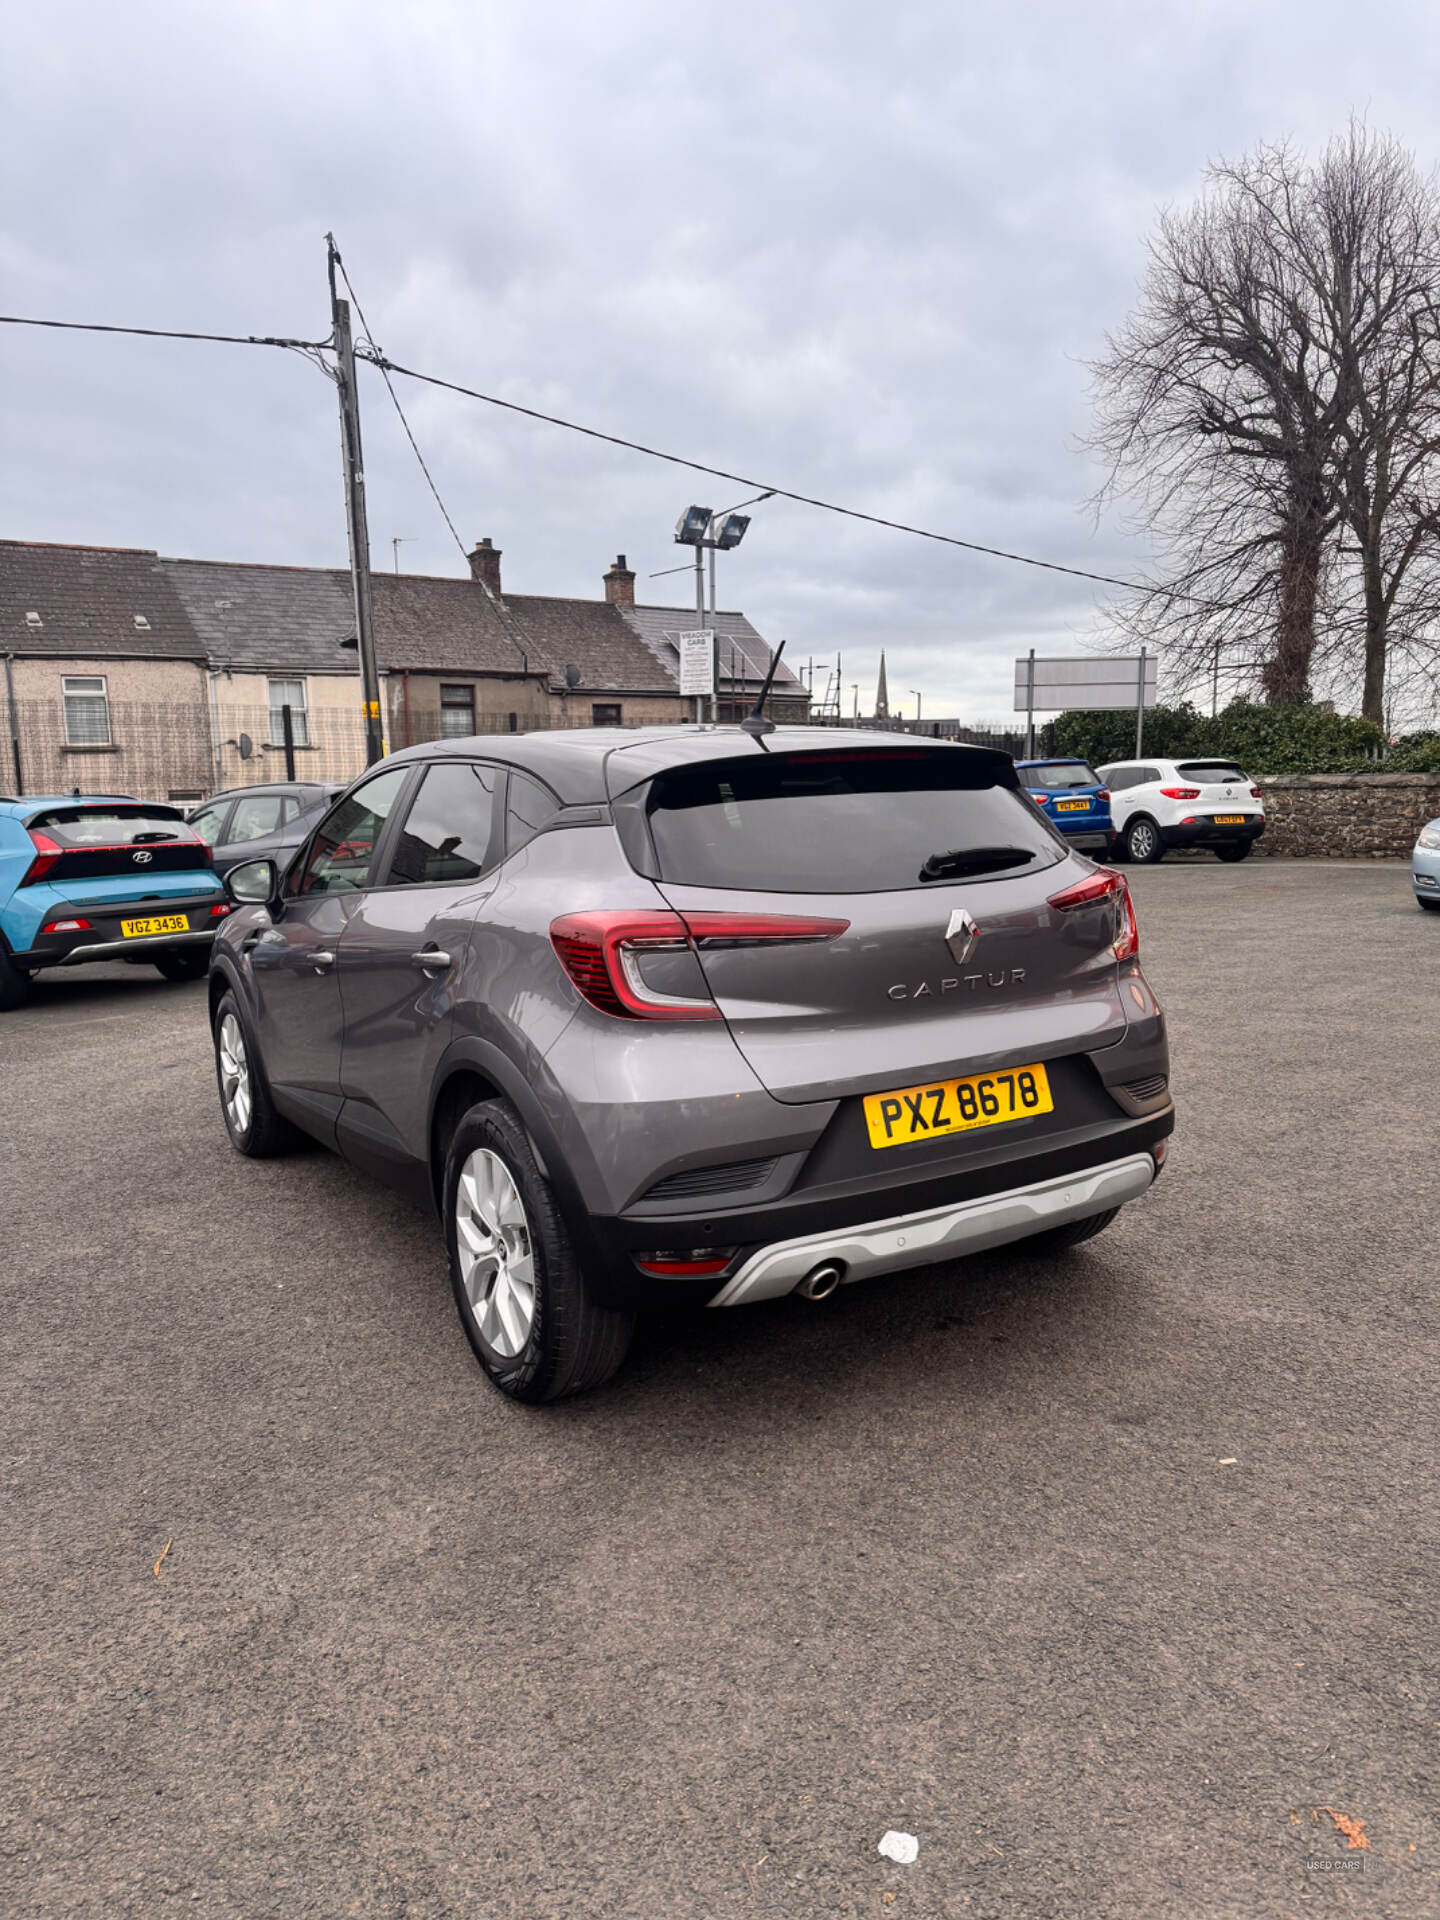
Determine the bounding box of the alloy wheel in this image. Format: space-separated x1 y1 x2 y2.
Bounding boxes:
455 1148 537 1359
218 1012 252 1136
1128 820 1158 861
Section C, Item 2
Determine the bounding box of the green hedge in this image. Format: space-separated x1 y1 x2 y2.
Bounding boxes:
1047 701 1440 774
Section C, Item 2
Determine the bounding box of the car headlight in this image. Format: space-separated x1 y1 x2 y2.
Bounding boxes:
1417 824 1440 851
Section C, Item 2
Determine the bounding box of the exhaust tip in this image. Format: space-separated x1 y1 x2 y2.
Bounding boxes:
796 1261 845 1302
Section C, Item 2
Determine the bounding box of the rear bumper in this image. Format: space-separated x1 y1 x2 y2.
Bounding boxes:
710 1151 1158 1305
1161 817 1265 848
13 891 225 969
583 1104 1174 1308
1056 827 1112 851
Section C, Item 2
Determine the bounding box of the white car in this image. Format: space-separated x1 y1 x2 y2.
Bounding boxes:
1096 757 1266 863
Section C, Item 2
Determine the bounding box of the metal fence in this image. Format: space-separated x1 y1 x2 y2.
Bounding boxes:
2 695 1048 805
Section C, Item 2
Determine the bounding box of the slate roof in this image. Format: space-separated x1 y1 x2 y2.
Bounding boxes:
164 558 356 673
504 594 678 693
621 603 807 694
1 540 205 661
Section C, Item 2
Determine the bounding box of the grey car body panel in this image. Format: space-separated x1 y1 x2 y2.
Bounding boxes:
213 725 1172 1312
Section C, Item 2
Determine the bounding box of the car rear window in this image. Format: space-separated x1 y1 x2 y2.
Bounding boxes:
29 806 194 846
1021 762 1101 789
643 750 1063 893
1176 763 1248 783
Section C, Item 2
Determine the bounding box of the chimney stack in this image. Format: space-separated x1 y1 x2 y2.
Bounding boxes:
468 537 502 596
603 553 636 610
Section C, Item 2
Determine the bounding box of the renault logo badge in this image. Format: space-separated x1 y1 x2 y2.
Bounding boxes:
945 907 978 965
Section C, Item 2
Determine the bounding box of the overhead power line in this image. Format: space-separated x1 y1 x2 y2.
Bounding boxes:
3 302 1206 608
0 313 326 351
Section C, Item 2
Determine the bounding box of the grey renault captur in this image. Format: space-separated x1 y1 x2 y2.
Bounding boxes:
208 727 1173 1402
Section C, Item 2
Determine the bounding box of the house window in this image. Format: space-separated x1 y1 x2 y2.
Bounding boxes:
592 702 622 726
62 676 111 746
267 678 309 747
439 683 476 738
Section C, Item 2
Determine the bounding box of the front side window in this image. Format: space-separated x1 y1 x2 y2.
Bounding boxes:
229 794 286 842
439 684 476 738
62 676 110 747
383 762 499 885
643 750 1062 893
294 766 410 895
267 678 309 747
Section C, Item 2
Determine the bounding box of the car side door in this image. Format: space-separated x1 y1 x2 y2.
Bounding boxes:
1102 764 1141 831
333 759 505 1191
245 765 412 1144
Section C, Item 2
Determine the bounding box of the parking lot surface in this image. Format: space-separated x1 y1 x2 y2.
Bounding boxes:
3 861 1437 1919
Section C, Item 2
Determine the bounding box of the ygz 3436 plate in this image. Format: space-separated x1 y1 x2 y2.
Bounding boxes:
864 1062 1053 1148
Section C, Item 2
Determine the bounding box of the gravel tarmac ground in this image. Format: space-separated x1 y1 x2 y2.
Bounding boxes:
2 860 1437 1919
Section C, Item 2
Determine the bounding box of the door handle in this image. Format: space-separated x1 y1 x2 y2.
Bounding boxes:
411 949 452 971
310 950 336 972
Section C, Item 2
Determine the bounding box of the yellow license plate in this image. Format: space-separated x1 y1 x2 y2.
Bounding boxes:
1055 799 1089 811
864 1062 1054 1149
121 914 190 937
1214 815 1245 825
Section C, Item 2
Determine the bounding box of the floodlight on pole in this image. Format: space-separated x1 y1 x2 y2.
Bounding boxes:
675 505 714 546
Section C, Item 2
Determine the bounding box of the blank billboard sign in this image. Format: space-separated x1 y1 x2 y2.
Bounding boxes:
1013 654 1158 713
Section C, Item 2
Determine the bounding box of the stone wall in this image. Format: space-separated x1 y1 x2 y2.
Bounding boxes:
1255 773 1440 857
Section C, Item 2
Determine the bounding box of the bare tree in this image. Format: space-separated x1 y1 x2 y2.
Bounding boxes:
1088 125 1440 723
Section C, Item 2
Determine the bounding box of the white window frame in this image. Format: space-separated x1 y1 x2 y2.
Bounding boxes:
267 678 309 747
62 675 111 747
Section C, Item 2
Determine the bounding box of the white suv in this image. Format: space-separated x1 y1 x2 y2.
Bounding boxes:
1096 758 1266 863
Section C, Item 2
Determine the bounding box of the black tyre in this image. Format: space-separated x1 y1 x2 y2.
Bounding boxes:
1125 817 1165 863
213 989 300 1157
1215 842 1253 863
444 1099 634 1403
0 942 31 1012
1419 895 1440 912
154 947 210 982
1028 1207 1120 1253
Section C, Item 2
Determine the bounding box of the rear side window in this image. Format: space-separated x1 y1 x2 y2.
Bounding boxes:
30 806 191 846
383 762 500 885
1176 762 1248 783
506 771 563 855
1021 762 1100 790
643 751 1062 894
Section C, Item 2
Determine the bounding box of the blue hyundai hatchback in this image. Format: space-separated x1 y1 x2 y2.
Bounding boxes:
1014 758 1114 855
0 794 226 1010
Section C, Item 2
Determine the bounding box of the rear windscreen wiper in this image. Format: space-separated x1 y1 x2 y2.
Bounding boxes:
918 846 1035 882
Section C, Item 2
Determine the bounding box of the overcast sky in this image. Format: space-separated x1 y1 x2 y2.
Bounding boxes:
5 0 1440 719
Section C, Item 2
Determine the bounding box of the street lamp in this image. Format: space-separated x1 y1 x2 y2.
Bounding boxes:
673 494 774 723
909 689 922 725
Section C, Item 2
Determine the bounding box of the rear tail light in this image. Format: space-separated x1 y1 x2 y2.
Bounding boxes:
1249 785 1262 800
41 917 92 934
1047 867 1139 963
1096 789 1110 802
1026 789 1051 803
1159 787 1201 800
633 1247 739 1278
550 910 849 1021
21 831 62 885
208 902 232 918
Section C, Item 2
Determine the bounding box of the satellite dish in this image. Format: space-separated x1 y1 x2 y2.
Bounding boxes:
237 733 254 761
564 664 582 688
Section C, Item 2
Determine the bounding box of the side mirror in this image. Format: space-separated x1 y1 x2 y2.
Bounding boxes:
225 857 278 906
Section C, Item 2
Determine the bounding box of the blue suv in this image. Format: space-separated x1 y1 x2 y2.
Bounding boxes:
1015 759 1114 856
0 794 226 1010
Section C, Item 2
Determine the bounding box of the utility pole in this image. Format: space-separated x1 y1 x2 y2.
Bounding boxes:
327 235 384 767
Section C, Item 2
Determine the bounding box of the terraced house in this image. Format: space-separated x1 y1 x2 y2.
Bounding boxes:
1 535 807 801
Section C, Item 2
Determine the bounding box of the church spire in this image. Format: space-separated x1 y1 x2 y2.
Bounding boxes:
874 651 889 719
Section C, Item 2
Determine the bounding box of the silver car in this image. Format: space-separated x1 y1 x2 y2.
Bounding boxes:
208 728 1174 1401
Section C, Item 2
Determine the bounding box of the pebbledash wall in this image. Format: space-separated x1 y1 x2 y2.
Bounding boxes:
1254 773 1440 857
